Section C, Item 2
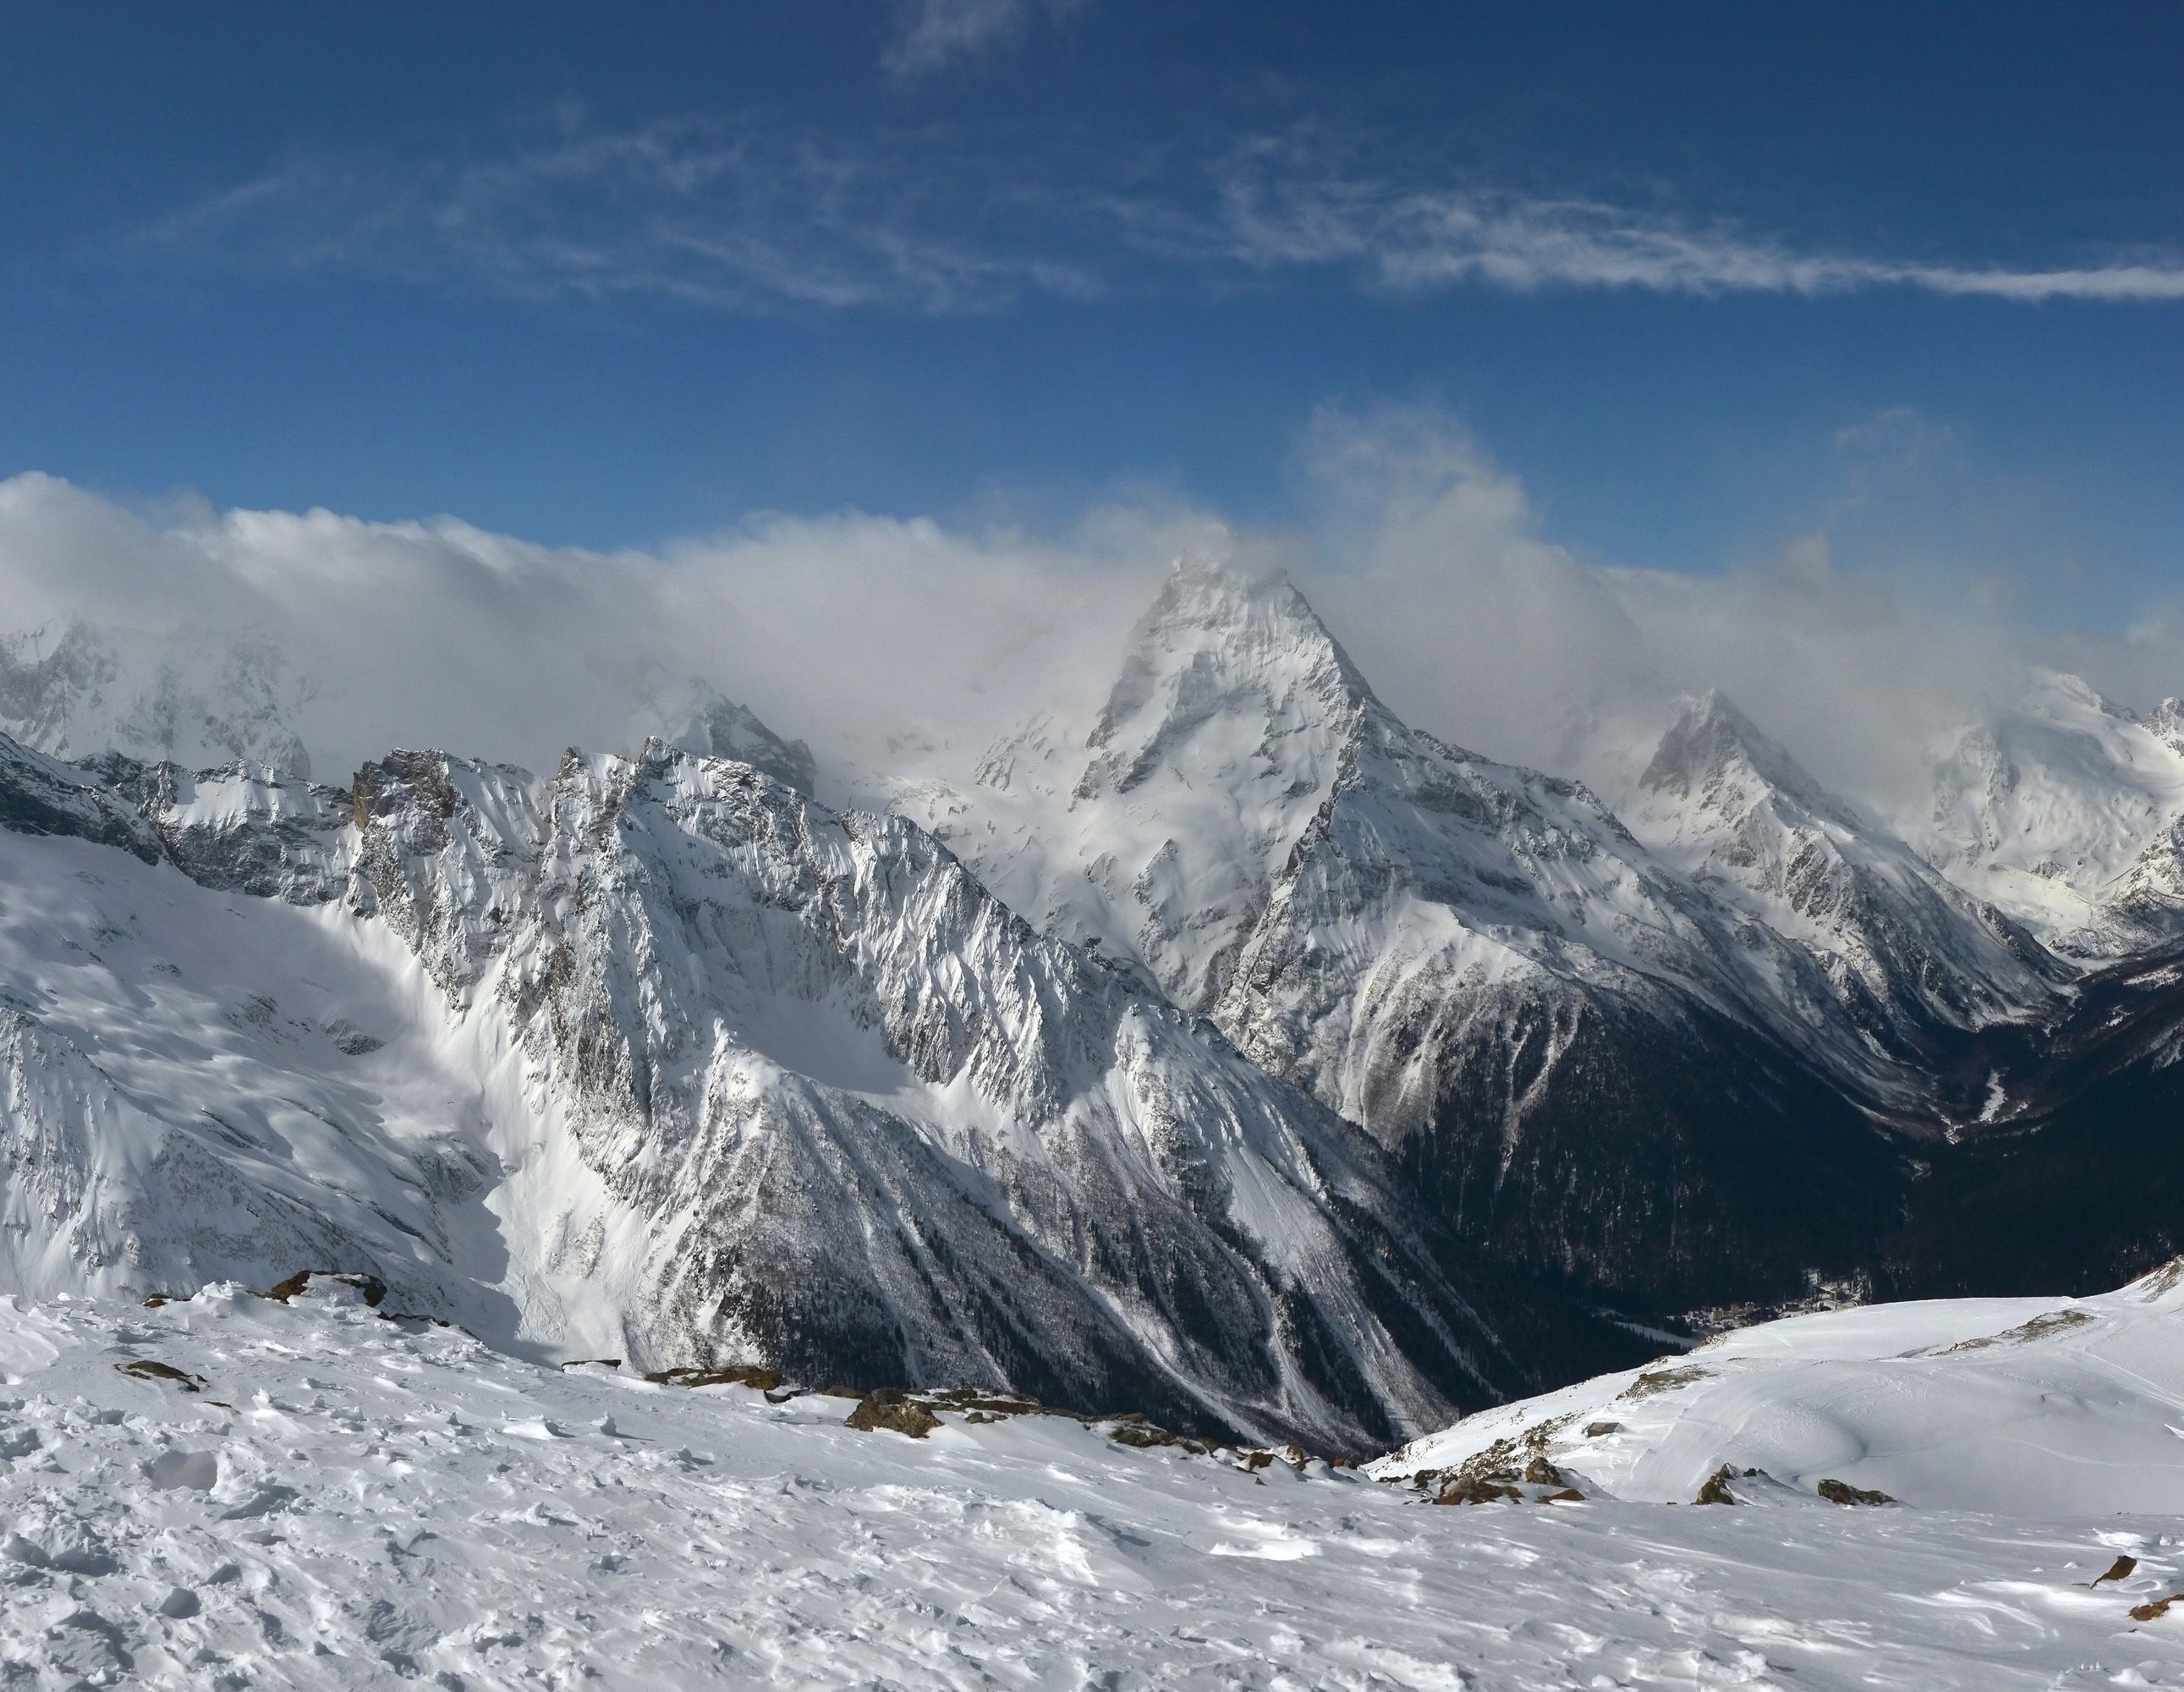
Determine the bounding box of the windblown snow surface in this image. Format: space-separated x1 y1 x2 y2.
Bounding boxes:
8 1277 2184 1688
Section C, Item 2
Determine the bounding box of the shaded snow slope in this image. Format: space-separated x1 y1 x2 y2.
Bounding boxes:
1376 1256 2184 1517
6 1284 2184 1689
0 824 513 1329
1627 689 2065 1049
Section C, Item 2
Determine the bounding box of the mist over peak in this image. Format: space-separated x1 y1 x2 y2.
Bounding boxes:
0 410 2176 862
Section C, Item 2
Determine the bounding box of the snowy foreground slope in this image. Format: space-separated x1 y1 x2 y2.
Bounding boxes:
8 1282 2184 1689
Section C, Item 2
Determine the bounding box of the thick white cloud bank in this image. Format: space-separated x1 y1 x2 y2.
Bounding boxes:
1 412 2177 836
0 471 1168 787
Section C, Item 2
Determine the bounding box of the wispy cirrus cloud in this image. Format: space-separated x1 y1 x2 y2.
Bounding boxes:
135 115 1104 316
129 116 2184 315
1191 136 2184 302
882 0 1091 79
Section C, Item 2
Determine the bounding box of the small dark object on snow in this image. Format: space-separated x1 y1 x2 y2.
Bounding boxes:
923 1387 1061 1418
117 1359 207 1393
2131 1592 2184 1623
1583 1420 1620 1437
1693 1464 1739 1505
560 1358 624 1371
1542 1487 1587 1503
1817 1478 1895 1506
644 1365 781 1392
844 1389 941 1438
2093 1554 2140 1587
1622 1365 1709 1403
1110 1422 1210 1454
261 1270 387 1307
1435 1478 1523 1505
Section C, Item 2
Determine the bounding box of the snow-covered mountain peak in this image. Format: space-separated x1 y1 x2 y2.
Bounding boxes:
1911 668 2184 953
645 682 817 794
2027 665 2125 717
2146 695 2184 752
884 558 1392 1014
1636 689 1860 831
1077 554 1374 804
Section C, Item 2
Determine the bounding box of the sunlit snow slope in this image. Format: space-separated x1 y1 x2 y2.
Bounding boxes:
1376 1255 2184 1516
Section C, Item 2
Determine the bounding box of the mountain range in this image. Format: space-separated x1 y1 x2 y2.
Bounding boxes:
7 557 2184 1453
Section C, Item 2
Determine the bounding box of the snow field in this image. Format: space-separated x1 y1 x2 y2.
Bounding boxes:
3 1284 2184 1689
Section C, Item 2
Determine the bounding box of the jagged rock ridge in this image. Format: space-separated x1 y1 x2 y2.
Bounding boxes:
0 716 1645 1453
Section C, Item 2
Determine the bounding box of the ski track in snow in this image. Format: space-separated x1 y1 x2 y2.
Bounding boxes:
4 1286 2184 1689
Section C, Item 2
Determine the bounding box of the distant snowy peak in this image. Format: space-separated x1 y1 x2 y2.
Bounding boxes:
1051 556 1382 1008
1635 689 1862 832
0 618 314 779
2143 695 2184 752
1627 692 2062 1037
648 683 817 794
1913 668 2184 956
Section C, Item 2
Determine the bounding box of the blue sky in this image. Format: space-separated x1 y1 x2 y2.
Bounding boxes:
3 1 2181 613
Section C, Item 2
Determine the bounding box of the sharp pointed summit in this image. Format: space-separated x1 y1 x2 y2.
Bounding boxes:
1078 555 1377 805
1637 689 1861 831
